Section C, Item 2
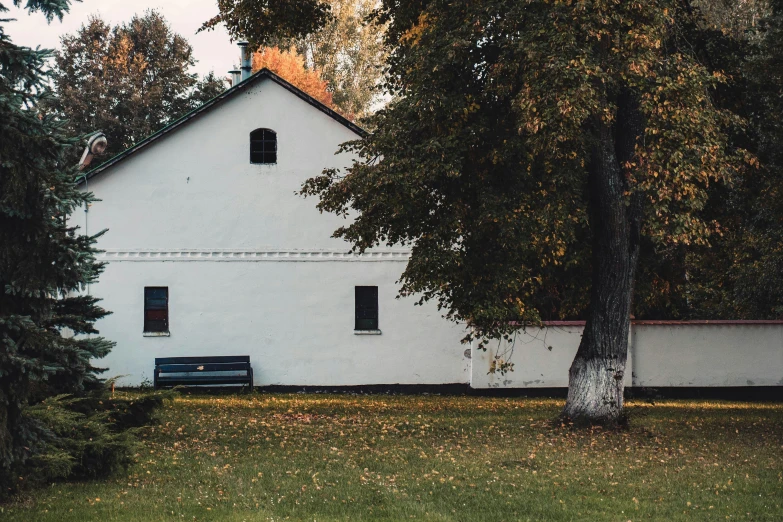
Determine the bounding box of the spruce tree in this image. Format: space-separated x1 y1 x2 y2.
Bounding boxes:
1 0 162 496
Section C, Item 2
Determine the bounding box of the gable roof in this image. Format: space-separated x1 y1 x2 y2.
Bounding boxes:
78 68 367 185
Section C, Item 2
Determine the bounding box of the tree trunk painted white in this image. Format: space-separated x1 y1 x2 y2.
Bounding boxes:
562 90 643 426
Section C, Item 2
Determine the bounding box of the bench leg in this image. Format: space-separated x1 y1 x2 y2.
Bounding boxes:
249 368 254 393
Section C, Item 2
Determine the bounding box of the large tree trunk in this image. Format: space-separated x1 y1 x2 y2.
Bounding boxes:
562 91 644 426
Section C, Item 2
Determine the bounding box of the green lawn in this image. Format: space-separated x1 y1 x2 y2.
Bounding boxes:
3 393 782 521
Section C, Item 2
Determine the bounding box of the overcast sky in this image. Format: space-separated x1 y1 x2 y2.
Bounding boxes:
5 0 238 77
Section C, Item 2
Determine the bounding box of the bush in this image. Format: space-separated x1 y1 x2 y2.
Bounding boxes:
0 383 172 498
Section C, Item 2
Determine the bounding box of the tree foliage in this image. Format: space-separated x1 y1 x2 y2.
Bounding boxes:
631 0 783 321
692 0 770 38
200 0 331 48
252 46 334 108
52 10 227 158
303 0 741 334
1 0 166 497
216 0 778 422
707 0 783 318
301 0 745 423
270 0 387 120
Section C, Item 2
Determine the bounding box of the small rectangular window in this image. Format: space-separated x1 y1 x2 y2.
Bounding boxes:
144 287 169 333
355 286 378 330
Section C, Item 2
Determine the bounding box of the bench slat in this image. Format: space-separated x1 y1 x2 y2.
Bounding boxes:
156 376 252 385
158 363 250 373
155 356 250 365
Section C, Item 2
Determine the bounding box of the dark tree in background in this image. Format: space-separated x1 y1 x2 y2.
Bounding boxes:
1 0 165 498
725 0 783 318
53 10 227 158
633 0 783 321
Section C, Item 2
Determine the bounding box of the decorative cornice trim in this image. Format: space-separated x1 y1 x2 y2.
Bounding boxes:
97 249 411 262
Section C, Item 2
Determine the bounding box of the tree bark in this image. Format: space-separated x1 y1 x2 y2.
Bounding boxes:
562 91 644 426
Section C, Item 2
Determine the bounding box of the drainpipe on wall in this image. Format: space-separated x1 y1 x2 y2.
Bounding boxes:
76 131 107 296
76 173 90 295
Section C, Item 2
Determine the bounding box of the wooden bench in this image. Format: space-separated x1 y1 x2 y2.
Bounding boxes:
154 356 253 391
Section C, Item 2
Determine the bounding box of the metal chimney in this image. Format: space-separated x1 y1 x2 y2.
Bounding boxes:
238 41 251 81
229 69 241 87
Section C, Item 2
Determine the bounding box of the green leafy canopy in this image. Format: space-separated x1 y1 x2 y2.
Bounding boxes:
301 0 746 340
200 0 332 48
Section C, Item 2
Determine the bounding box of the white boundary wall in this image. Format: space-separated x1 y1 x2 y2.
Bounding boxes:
470 322 783 388
631 323 783 387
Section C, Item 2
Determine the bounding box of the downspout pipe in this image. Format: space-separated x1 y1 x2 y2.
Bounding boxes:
76 172 90 294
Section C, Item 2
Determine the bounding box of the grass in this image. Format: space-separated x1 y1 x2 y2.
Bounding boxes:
3 393 783 521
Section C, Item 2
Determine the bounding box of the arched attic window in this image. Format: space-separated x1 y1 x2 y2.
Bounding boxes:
250 128 277 164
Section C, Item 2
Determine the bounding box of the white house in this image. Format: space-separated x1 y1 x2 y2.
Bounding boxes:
76 67 471 388
77 66 783 390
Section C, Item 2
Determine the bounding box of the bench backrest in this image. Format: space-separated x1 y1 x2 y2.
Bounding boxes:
155 356 250 365
153 356 252 389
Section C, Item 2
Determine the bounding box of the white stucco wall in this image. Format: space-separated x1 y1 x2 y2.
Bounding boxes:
77 76 470 387
470 326 633 389
632 323 783 387
78 79 364 251
93 259 470 386
470 322 783 389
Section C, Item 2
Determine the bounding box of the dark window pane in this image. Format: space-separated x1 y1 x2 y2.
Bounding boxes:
356 318 377 330
250 128 277 164
144 287 168 332
355 286 378 330
146 298 167 309
145 309 167 321
252 129 273 141
145 320 167 332
145 287 167 299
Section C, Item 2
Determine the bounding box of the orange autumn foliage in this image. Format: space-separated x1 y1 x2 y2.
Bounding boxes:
252 47 335 111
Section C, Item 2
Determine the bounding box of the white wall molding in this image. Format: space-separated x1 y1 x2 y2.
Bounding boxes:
98 249 412 262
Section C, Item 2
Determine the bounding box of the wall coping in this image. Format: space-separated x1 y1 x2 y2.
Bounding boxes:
540 320 783 326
